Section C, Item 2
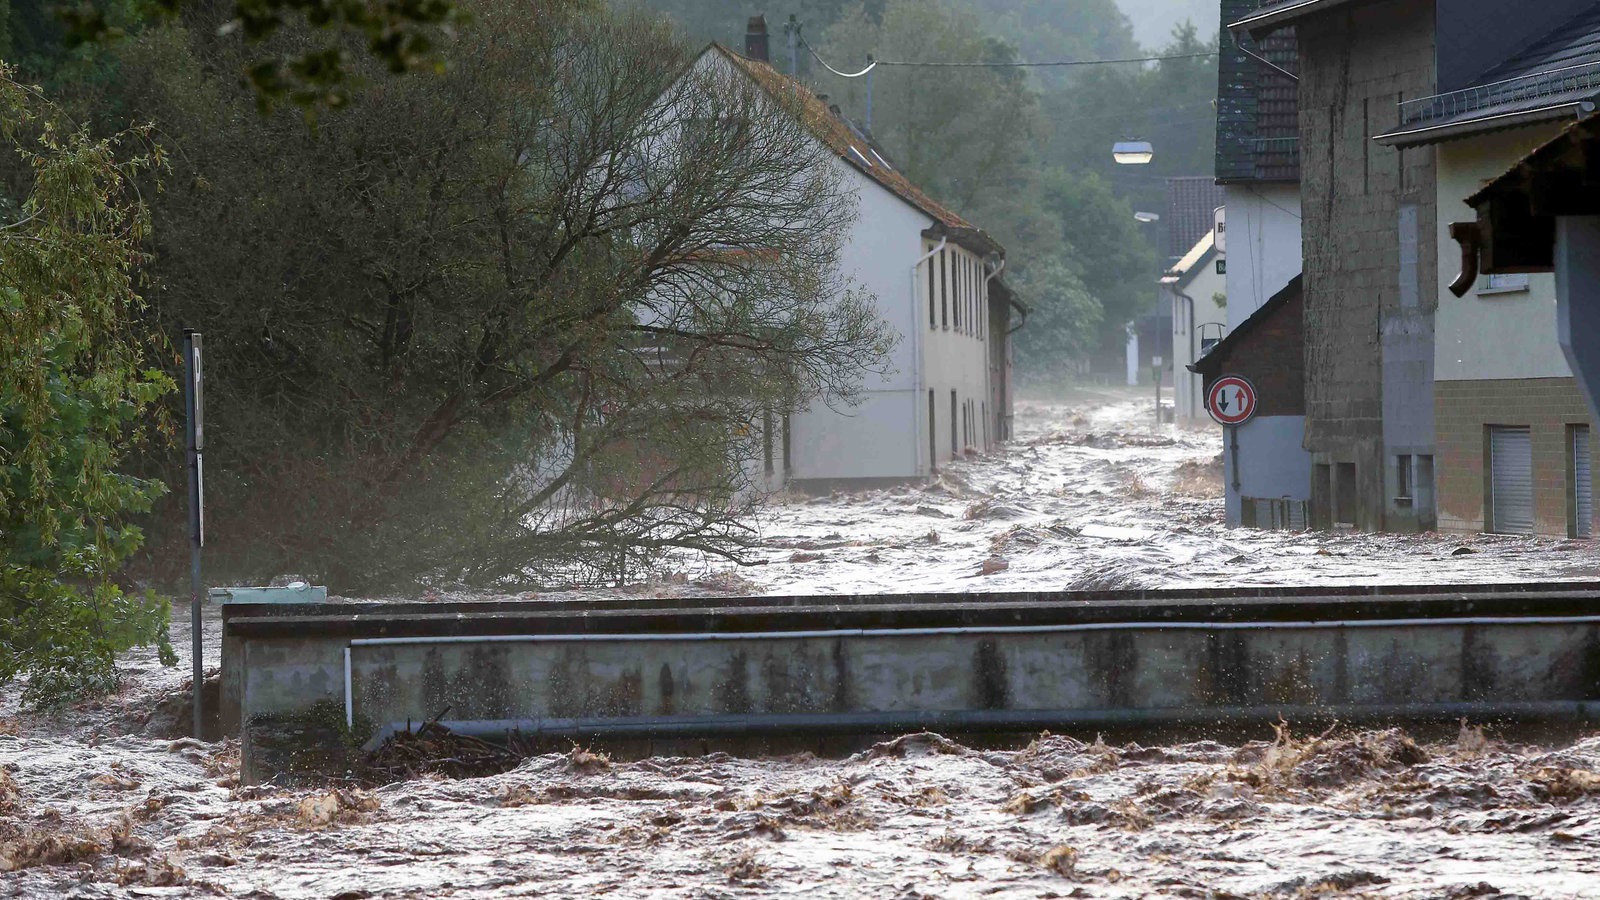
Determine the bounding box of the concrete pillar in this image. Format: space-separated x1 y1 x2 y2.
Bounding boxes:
1555 217 1600 421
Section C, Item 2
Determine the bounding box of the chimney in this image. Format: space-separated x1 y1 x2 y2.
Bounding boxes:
745 15 769 62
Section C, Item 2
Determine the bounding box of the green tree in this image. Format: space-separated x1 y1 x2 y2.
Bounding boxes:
0 68 175 706
112 0 891 590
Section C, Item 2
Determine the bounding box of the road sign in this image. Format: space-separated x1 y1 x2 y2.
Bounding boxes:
1207 375 1257 427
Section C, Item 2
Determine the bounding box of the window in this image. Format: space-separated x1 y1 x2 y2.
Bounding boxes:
950 390 958 455
954 256 962 331
927 245 936 329
928 390 937 471
1480 273 1531 295
1395 453 1412 502
763 410 774 476
781 412 792 477
940 251 949 330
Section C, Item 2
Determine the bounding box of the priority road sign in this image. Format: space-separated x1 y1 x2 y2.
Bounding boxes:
1207 375 1257 427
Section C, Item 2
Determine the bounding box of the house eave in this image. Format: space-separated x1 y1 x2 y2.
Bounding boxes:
1374 103 1589 148
1228 0 1373 37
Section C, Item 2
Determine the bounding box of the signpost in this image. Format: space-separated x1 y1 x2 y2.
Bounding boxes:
1206 375 1257 495
182 330 204 738
1152 355 1164 426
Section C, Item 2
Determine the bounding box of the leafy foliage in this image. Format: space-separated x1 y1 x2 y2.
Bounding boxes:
111 0 891 589
43 0 462 110
0 68 175 706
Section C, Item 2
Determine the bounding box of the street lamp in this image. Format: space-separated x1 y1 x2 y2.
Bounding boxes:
1113 141 1154 165
1133 211 1161 223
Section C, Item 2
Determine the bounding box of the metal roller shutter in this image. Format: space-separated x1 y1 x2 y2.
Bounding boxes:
1576 426 1592 539
1490 426 1534 535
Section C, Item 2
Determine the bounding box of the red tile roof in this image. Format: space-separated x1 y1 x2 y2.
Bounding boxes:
706 44 1002 257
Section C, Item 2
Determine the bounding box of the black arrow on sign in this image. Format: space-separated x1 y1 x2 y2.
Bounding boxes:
1218 390 1230 413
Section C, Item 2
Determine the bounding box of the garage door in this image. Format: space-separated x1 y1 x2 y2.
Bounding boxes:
1576 426 1593 539
1490 426 1533 535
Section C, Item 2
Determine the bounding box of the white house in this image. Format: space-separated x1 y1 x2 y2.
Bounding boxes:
686 32 1020 488
1163 230 1227 424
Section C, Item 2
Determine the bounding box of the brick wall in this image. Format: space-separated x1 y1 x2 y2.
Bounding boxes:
1296 0 1437 531
1435 377 1599 537
1199 283 1304 419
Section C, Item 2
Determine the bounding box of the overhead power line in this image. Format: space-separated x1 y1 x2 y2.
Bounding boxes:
802 39 1217 78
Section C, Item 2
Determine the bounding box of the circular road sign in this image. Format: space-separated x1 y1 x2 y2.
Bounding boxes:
1207 375 1258 427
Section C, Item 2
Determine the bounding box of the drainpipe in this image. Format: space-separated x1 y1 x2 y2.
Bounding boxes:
912 237 947 475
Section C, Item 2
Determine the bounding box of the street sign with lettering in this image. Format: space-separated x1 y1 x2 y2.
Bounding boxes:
1207 375 1257 427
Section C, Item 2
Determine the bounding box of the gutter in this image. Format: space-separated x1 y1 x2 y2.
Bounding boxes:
1228 0 1368 36
1374 101 1591 148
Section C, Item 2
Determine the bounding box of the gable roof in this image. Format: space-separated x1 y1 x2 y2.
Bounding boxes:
1376 4 1600 147
703 43 1003 257
1190 273 1302 376
1160 230 1218 292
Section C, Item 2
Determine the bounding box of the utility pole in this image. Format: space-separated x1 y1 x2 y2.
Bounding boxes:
865 55 875 132
182 329 205 739
786 14 800 76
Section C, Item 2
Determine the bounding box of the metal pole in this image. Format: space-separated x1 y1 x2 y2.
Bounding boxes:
1153 365 1161 426
1230 425 1242 492
182 330 203 739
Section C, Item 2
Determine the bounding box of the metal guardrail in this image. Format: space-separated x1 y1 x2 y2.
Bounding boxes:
1400 60 1600 126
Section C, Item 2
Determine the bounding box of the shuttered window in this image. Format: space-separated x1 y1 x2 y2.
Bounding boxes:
1489 426 1534 535
1575 426 1592 539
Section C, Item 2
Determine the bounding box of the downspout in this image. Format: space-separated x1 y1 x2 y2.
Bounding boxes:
912 237 947 475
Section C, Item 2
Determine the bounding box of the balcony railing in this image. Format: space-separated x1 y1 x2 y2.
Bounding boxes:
1399 60 1600 127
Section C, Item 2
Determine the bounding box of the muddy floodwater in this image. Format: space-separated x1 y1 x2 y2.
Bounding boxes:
6 388 1600 898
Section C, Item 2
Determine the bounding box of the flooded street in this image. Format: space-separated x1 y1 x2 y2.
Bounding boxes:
6 389 1600 899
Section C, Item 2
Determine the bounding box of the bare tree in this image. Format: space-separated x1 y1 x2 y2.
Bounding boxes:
115 0 893 590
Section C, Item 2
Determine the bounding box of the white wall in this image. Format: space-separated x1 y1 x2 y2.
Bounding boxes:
1435 124 1570 382
1172 255 1229 422
1225 415 1313 526
1222 184 1302 328
787 160 994 481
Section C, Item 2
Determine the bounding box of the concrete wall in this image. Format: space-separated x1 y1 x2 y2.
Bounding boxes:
1297 0 1437 532
233 608 1600 781
1223 184 1303 326
1434 377 1598 536
1226 415 1314 526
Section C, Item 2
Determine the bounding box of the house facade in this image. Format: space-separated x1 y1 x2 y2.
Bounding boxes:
1191 276 1311 528
1164 230 1228 424
1393 4 1600 537
704 29 1018 489
1235 0 1439 532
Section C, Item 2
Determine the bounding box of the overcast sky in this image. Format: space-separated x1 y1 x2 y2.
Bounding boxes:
1117 0 1219 49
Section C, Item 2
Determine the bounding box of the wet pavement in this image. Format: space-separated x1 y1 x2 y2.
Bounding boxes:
5 387 1600 898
